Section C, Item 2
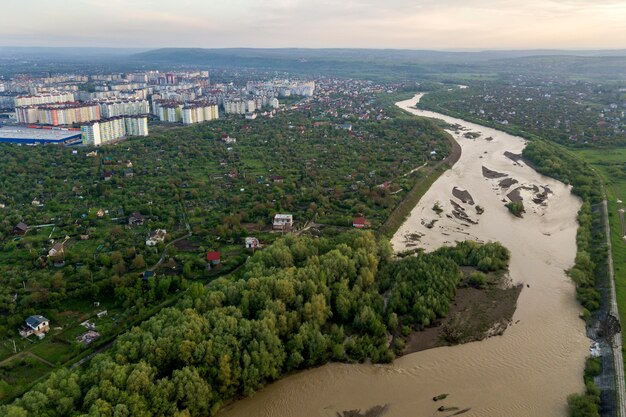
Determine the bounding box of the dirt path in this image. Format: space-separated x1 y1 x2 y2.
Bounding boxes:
0 350 54 368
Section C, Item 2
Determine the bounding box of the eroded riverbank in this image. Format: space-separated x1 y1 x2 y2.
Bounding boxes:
217 94 589 417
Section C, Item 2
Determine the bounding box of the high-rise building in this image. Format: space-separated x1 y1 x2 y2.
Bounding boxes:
81 116 148 146
16 102 100 125
181 102 219 125
14 92 75 107
98 99 150 118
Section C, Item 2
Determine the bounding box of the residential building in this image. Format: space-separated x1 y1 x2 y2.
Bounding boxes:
181 102 219 124
16 102 101 125
353 217 371 228
81 116 148 146
48 242 65 258
245 237 260 249
14 92 75 107
273 214 293 230
128 212 145 226
206 251 221 266
146 229 166 246
13 221 27 235
98 99 150 118
19 315 50 338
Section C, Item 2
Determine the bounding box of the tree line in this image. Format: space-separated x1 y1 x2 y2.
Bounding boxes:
1 232 510 416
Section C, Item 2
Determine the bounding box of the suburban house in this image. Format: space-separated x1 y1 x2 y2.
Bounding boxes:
48 242 65 258
96 208 105 218
102 171 113 181
146 229 166 246
270 175 285 183
353 217 371 229
273 214 293 230
206 251 221 267
128 212 145 226
124 169 134 178
221 134 237 144
245 237 260 249
13 221 28 235
19 315 50 338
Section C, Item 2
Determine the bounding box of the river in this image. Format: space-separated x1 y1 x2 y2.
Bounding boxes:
217 94 589 417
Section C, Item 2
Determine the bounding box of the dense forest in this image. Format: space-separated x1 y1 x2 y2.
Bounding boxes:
0 232 510 416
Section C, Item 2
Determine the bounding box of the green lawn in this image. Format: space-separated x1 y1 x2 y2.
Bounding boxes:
30 338 75 365
0 355 51 401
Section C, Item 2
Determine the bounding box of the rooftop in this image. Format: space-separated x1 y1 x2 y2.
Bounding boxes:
0 126 82 143
26 315 48 329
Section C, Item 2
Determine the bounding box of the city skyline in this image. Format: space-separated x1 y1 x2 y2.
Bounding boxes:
1 0 626 50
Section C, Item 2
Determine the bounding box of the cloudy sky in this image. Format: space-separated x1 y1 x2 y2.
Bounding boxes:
1 0 625 49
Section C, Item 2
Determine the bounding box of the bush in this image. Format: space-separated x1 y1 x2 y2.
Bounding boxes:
468 271 487 289
505 201 525 217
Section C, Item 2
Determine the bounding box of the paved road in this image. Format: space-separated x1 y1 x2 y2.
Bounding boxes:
602 198 626 417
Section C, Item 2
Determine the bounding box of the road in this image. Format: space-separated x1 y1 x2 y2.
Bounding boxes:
602 198 626 417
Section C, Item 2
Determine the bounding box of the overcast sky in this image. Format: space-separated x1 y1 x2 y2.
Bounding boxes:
1 0 625 49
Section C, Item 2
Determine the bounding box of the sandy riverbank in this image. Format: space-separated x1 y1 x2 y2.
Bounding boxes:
217 94 589 417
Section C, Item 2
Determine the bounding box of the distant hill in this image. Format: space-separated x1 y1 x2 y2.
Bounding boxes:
132 47 626 63
2 46 624 80
130 48 626 80
0 46 149 60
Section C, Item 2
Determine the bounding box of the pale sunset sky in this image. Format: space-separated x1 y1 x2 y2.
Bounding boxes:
1 0 625 49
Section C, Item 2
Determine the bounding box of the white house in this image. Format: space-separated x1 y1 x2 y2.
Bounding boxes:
19 315 50 338
273 214 293 230
146 229 167 246
245 237 260 249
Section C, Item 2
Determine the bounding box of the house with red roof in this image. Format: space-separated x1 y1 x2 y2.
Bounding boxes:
353 217 371 229
206 251 221 268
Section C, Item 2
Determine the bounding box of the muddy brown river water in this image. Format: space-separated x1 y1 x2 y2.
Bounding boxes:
217 94 589 417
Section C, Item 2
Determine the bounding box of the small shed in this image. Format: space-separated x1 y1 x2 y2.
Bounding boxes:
206 251 221 265
13 221 28 235
128 212 145 226
245 237 260 250
353 217 371 229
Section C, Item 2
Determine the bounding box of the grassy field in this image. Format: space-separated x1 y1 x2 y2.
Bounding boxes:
0 355 52 401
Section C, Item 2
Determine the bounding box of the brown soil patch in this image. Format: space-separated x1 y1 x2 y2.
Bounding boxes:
507 185 540 202
498 178 519 188
174 238 198 252
337 405 390 417
463 132 481 139
504 151 523 162
452 187 474 205
482 166 508 179
403 282 522 354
